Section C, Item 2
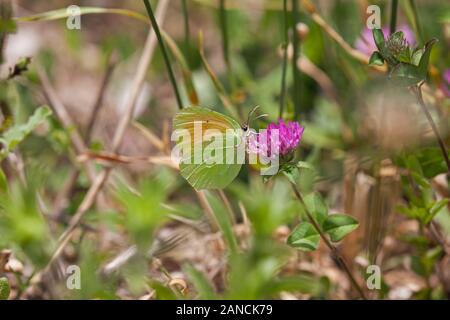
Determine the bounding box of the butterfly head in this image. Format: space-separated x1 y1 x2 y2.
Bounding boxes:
242 105 267 132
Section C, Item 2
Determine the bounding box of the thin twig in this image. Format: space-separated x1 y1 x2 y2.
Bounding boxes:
218 189 236 225
85 52 118 144
33 0 170 281
289 180 367 300
52 53 118 220
143 0 183 110
37 67 97 183
414 84 450 174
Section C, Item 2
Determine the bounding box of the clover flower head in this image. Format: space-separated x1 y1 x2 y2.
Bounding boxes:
355 25 416 56
248 119 304 158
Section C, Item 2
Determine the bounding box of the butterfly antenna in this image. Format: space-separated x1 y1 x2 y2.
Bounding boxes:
245 105 260 125
252 113 268 121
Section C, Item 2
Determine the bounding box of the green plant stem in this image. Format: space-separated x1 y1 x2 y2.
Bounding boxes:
279 0 288 118
414 85 450 175
219 0 236 91
181 0 191 63
390 0 398 35
143 0 183 110
291 0 301 118
409 0 423 43
289 180 368 300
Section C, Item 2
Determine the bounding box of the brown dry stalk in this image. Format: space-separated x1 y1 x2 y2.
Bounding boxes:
32 0 170 283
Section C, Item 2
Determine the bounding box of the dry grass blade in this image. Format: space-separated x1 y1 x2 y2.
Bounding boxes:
32 0 171 283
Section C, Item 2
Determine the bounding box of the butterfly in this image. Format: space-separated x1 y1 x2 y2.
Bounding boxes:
172 106 264 190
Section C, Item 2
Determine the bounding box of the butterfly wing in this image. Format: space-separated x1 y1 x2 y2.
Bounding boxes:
173 107 243 190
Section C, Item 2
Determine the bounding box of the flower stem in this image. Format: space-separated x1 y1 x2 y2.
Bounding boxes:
414 85 450 174
279 0 288 118
142 0 183 110
289 180 368 300
389 0 398 35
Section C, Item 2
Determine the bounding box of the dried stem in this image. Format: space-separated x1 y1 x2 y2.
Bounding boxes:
289 180 367 300
33 0 170 282
52 53 117 220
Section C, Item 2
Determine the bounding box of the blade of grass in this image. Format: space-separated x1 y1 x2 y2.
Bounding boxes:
291 0 301 118
279 0 289 118
161 30 199 105
198 31 240 120
183 264 217 299
16 7 149 23
143 0 183 110
219 0 233 88
401 0 424 43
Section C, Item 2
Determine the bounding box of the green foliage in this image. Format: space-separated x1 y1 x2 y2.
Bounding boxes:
322 214 359 242
303 192 328 227
0 277 10 300
287 222 320 251
234 177 297 236
204 191 238 253
369 28 437 86
397 153 449 226
0 106 52 159
0 181 51 268
115 172 172 251
183 264 217 299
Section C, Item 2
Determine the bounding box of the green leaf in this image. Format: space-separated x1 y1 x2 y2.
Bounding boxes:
372 28 386 52
0 168 8 193
369 51 385 66
303 192 328 227
411 47 425 66
296 161 314 171
205 191 238 253
0 277 10 300
417 38 438 79
183 264 216 299
323 214 359 242
425 199 449 225
287 222 320 251
0 106 52 159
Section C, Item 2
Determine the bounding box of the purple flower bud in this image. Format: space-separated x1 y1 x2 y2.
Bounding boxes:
355 25 416 56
